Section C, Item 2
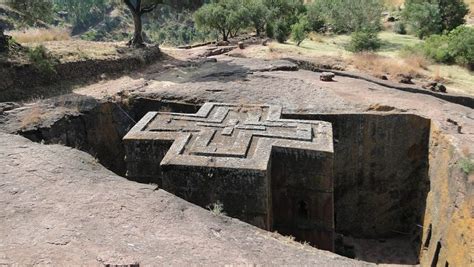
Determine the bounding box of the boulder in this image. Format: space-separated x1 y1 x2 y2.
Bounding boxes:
320 72 335 82
396 74 413 84
423 82 447 93
238 41 244 49
216 40 230 46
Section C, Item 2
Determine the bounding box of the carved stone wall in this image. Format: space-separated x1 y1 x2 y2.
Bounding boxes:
124 103 335 251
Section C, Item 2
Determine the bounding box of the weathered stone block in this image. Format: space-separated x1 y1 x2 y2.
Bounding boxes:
123 102 335 251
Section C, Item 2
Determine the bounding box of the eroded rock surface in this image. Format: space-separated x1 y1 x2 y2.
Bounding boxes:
0 133 367 266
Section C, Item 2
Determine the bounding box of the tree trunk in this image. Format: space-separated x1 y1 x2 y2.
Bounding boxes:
222 30 228 42
131 13 145 47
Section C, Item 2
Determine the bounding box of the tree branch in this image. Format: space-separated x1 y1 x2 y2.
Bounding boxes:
140 4 158 15
124 0 137 13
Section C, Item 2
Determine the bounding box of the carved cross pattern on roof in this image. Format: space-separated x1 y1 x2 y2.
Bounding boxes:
124 103 333 170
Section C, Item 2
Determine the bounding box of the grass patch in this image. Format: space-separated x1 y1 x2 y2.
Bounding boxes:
20 104 43 129
8 28 71 44
459 158 474 174
207 201 226 216
350 52 425 78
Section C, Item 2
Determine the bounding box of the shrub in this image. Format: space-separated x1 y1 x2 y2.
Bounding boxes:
419 26 474 69
348 31 381 52
274 19 290 43
447 26 474 69
422 34 451 63
393 22 407 35
402 0 442 39
459 158 474 175
27 45 56 75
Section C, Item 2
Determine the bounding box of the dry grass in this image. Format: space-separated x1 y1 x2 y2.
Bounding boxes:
20 104 43 129
385 0 405 7
350 52 426 79
8 28 71 44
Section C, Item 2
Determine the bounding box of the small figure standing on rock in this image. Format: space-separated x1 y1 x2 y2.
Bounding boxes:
320 72 335 82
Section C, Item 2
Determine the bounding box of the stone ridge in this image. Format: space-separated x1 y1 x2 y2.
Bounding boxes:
124 102 334 170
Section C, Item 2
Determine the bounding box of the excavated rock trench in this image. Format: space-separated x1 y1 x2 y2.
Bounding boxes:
18 98 431 265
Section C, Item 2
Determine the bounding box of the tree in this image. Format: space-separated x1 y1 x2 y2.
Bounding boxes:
308 0 383 33
437 0 469 32
403 0 469 38
291 16 309 46
124 0 160 47
263 0 305 41
402 0 442 38
243 0 269 37
194 0 249 42
306 0 325 32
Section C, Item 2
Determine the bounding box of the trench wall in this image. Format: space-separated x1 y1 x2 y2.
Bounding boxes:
419 124 472 267
284 113 431 242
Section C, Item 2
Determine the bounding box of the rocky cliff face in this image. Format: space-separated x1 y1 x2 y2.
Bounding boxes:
420 125 473 267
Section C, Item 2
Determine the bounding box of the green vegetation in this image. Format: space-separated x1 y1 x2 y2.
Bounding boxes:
459 158 474 174
207 201 226 216
393 22 407 35
348 31 382 52
308 0 384 33
27 45 56 75
6 0 54 25
412 26 474 69
53 0 110 33
402 0 442 38
194 0 249 42
243 0 269 37
291 16 309 46
274 19 290 43
402 0 469 39
146 8 215 46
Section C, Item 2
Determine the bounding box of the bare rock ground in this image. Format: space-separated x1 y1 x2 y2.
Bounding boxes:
0 133 369 266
